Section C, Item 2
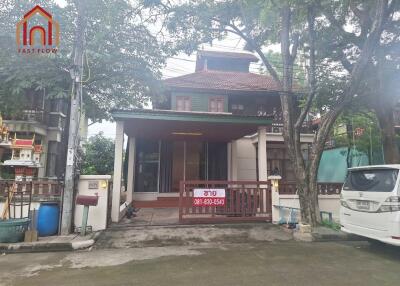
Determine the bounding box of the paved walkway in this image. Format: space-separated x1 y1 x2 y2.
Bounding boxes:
114 208 179 227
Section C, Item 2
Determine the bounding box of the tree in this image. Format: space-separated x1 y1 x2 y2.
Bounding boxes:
82 133 115 175
317 0 400 164
0 0 171 121
146 0 398 225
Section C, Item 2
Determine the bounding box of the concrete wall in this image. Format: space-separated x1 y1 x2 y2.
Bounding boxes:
277 194 341 222
74 175 111 231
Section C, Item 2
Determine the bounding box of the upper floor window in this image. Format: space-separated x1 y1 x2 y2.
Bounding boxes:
176 96 191 111
209 97 224 113
231 103 244 115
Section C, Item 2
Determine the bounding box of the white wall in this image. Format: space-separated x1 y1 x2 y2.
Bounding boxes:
235 138 257 180
277 194 341 222
74 175 111 231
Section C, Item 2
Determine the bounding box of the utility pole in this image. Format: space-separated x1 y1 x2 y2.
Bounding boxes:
61 0 87 235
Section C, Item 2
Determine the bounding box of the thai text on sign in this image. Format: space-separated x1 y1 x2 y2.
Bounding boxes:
193 189 225 206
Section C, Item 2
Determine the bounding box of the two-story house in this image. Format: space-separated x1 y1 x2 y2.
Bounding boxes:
110 50 313 222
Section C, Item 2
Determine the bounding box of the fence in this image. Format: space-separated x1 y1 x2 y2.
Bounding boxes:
279 182 343 195
179 180 272 224
0 179 63 202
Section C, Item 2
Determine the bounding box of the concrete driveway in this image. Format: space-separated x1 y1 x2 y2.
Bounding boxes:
0 225 399 286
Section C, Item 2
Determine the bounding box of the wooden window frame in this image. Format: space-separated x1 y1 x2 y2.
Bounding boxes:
175 96 191 111
208 96 225 113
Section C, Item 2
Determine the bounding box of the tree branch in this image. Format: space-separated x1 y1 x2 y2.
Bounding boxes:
222 21 282 86
295 5 317 129
319 3 362 47
290 33 300 65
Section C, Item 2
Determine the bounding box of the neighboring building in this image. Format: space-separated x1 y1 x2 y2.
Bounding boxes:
0 91 77 179
2 135 43 181
110 50 314 222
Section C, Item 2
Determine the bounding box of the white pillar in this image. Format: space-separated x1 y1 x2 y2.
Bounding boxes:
126 137 135 204
269 175 282 224
257 127 267 180
111 121 124 222
231 140 238 180
257 127 268 212
227 142 232 181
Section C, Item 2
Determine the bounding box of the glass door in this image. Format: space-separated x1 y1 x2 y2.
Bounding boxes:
171 141 185 192
185 141 207 181
134 139 160 192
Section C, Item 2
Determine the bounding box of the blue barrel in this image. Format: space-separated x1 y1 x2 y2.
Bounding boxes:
37 202 60 236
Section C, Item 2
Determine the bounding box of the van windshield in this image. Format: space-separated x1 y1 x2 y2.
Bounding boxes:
343 169 398 192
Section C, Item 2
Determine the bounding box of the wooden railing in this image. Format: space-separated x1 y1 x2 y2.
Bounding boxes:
279 182 343 195
0 179 63 202
179 180 272 224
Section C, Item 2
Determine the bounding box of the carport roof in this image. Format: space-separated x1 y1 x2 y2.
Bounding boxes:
111 109 272 141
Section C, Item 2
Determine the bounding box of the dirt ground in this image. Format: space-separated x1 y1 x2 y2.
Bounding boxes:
1 225 400 286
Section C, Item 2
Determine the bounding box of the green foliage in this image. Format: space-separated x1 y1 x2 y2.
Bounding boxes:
0 0 172 120
333 110 383 165
321 219 341 231
81 132 115 175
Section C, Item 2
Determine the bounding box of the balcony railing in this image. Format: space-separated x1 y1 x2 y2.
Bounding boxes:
267 122 314 134
3 109 47 125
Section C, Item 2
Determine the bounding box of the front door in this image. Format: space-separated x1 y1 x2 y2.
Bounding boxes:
172 141 206 192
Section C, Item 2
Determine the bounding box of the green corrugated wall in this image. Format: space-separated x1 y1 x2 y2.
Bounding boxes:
317 147 370 183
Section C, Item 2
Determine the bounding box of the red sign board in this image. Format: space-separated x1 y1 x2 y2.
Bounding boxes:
193 189 226 207
354 127 365 137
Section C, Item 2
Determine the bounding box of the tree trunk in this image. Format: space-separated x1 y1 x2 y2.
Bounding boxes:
375 107 400 163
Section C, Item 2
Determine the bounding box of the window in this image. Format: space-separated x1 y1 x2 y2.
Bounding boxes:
209 97 224 113
176 96 191 111
231 103 244 115
343 169 398 192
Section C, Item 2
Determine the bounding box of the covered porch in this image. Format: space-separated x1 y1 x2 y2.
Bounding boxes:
111 109 271 222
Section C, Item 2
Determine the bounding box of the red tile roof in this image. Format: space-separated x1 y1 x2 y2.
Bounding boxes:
164 70 281 92
197 50 259 62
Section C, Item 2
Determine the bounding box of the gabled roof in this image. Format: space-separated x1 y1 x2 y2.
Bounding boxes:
197 50 258 62
164 70 281 93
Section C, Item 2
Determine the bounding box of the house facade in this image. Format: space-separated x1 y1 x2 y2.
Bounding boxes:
110 50 314 222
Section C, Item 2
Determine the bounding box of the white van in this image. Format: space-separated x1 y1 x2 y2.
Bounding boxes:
340 165 400 246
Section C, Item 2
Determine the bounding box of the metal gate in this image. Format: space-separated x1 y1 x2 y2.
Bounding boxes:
179 180 272 224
